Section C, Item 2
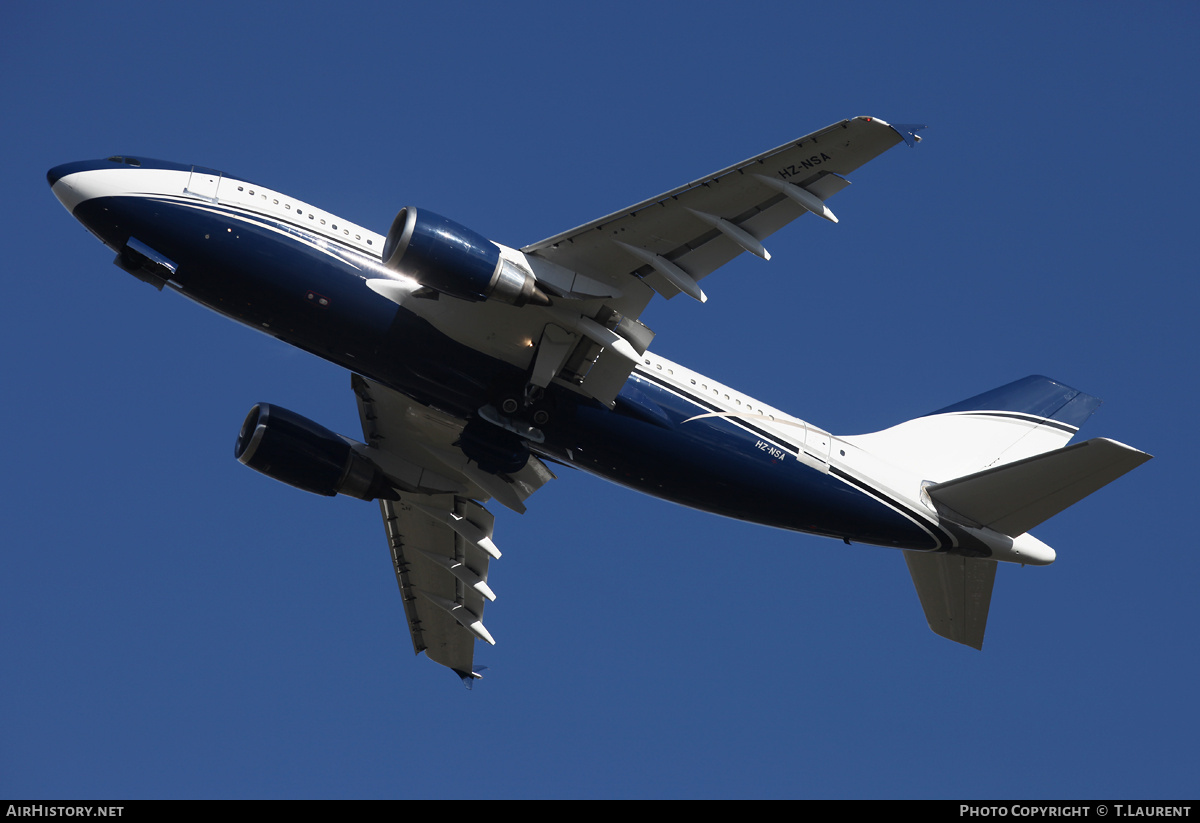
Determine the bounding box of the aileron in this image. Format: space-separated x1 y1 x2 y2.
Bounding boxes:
522 117 917 304
379 494 497 677
352 374 554 682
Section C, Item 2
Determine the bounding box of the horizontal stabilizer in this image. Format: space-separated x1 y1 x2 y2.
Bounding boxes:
904 551 996 649
927 438 1152 537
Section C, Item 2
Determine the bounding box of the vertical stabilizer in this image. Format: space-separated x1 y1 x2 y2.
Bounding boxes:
879 378 1151 651
842 376 1103 481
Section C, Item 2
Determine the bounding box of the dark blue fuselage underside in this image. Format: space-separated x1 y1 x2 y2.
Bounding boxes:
72 191 939 550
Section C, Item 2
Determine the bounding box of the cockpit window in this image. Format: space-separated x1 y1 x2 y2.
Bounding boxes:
105 156 141 167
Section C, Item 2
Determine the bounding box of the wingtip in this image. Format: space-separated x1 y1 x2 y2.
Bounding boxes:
456 666 487 689
891 123 927 147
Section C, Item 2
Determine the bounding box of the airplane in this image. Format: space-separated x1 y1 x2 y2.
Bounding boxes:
47 116 1151 686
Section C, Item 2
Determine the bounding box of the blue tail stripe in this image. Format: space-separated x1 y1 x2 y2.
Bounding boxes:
927 375 1102 429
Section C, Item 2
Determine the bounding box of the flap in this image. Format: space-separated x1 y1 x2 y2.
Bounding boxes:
352 373 556 683
523 117 918 304
377 493 499 683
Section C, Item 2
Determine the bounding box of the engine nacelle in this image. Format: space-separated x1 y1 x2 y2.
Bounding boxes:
382 207 548 306
235 404 397 501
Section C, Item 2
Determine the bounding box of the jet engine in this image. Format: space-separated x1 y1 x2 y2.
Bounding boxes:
234 404 397 501
382 207 549 307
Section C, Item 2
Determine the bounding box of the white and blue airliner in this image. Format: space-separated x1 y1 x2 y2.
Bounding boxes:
48 116 1150 685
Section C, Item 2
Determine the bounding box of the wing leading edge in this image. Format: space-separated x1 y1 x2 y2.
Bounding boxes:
377 493 498 684
352 375 555 685
523 117 923 305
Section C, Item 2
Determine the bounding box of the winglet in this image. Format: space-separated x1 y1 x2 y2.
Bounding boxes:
889 123 926 147
855 117 925 147
455 666 487 689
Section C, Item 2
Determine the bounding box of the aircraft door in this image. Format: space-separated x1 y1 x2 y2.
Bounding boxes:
183 166 223 202
802 426 831 473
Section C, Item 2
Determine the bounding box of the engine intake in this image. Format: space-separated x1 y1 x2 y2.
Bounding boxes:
235 404 397 501
382 207 549 306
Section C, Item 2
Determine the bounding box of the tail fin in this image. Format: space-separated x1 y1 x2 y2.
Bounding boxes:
842 375 1103 481
860 377 1152 651
905 437 1151 649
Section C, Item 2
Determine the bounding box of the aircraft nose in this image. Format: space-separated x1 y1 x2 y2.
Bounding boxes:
47 160 108 215
48 164 82 214
47 163 71 187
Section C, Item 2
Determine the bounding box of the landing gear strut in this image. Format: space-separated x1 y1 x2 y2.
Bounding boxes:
481 383 553 444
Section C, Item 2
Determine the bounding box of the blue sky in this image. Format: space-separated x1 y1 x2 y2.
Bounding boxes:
3 1 1197 799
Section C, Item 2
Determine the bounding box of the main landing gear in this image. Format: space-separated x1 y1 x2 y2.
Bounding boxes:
480 383 552 444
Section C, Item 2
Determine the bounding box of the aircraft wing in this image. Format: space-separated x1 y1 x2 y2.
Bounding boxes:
351 374 555 685
522 116 923 305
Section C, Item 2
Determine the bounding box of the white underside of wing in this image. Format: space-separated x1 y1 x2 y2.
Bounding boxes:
351 374 555 678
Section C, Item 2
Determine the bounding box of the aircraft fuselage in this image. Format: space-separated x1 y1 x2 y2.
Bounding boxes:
48 158 973 554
